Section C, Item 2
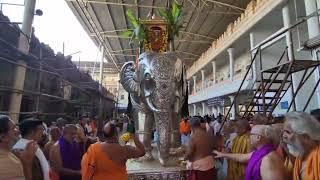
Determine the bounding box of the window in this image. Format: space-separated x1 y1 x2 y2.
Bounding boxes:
121 95 125 100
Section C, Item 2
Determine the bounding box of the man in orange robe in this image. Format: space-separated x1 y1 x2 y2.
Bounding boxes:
282 112 320 180
81 122 145 180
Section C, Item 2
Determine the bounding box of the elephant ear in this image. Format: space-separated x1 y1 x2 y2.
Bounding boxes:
120 61 140 95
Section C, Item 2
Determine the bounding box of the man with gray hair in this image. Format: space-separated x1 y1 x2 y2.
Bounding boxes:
214 125 286 180
282 111 320 180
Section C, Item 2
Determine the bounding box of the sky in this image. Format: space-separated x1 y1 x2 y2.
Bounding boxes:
1 0 99 62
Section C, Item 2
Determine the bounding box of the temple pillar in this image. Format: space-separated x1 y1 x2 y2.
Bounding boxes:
201 70 205 90
193 75 196 93
212 61 216 85
227 48 235 81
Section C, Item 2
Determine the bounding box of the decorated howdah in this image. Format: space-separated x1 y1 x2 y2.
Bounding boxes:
120 3 187 178
143 18 168 53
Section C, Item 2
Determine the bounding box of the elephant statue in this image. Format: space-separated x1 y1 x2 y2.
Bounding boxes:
120 51 187 166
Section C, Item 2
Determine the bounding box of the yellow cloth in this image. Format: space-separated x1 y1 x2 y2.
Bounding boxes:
0 150 24 180
284 156 293 178
227 133 251 180
293 145 320 180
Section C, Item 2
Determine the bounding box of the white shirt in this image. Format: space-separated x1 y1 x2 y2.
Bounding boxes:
12 138 50 180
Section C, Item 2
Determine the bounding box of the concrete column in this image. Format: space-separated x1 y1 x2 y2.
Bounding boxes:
99 45 105 127
217 106 222 115
283 5 297 111
193 75 196 93
201 70 205 90
212 61 216 84
212 106 218 117
249 32 257 80
282 6 294 61
227 48 235 81
305 0 320 39
8 0 37 122
202 102 206 116
305 0 320 107
229 96 238 120
193 104 197 116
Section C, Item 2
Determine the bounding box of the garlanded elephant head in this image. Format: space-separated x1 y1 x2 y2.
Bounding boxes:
120 51 187 113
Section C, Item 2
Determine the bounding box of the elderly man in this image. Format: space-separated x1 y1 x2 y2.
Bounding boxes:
12 118 50 180
227 119 251 180
0 115 37 180
215 125 286 180
50 124 82 180
282 112 320 180
185 116 216 180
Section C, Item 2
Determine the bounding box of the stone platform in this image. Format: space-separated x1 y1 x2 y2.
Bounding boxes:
127 144 188 180
127 159 187 180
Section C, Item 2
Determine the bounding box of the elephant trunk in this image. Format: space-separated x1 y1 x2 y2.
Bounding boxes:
154 111 171 166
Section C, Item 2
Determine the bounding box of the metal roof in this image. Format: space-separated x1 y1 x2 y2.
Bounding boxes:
65 0 251 72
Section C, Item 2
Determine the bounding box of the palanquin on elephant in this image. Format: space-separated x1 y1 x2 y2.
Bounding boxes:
120 51 187 165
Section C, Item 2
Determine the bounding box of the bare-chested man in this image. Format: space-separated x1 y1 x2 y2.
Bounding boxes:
214 125 286 180
185 116 216 180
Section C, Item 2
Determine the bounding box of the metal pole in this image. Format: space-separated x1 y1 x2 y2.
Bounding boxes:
35 47 42 112
99 45 105 131
8 0 37 123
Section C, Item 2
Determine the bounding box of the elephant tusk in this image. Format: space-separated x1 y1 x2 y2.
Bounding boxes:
145 96 161 113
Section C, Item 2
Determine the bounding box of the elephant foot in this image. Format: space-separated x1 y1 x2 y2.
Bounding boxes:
136 151 154 162
169 147 184 156
158 151 169 166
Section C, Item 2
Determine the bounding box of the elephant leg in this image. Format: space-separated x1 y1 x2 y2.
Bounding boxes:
137 110 154 160
170 112 181 148
155 112 171 166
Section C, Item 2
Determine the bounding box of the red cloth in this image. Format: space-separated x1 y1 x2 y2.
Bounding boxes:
188 168 217 180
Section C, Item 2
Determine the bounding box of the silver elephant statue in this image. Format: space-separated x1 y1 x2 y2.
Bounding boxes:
120 51 187 166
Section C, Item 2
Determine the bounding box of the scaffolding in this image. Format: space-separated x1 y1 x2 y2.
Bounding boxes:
0 12 115 122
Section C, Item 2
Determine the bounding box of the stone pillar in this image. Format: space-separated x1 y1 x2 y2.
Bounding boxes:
212 106 218 117
202 102 206 116
212 61 216 84
217 106 223 115
8 0 37 122
193 75 196 93
227 48 235 81
283 5 297 110
193 104 196 116
229 96 238 120
305 0 320 39
99 45 105 127
249 32 257 80
201 70 205 90
305 0 320 107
